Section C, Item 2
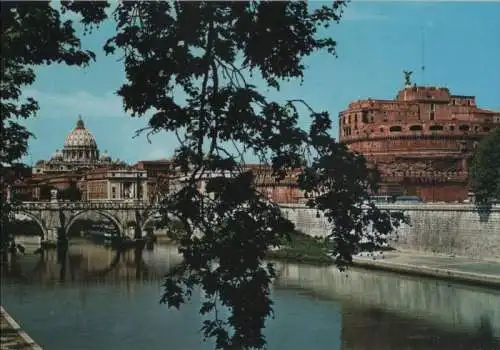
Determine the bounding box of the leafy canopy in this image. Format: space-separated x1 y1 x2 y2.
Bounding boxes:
470 126 500 203
103 2 405 348
1 2 405 349
1 1 108 249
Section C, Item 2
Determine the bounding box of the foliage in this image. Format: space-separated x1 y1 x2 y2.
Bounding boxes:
0 163 31 250
267 230 333 265
0 1 108 251
2 2 407 349
102 2 406 348
38 184 53 201
470 127 500 203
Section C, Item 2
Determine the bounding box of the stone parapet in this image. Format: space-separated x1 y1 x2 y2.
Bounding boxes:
1 306 43 350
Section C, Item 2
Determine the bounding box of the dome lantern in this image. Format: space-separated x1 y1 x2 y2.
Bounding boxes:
76 115 85 129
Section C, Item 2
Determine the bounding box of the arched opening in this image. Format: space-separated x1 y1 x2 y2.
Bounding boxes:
65 210 123 243
483 127 491 132
141 214 161 233
429 125 444 131
459 124 470 131
389 126 402 132
12 211 47 243
409 125 423 131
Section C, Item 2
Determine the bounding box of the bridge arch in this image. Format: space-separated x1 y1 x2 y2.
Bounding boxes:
141 210 162 232
65 210 124 236
13 210 48 239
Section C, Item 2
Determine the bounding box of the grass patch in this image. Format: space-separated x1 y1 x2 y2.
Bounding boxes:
267 230 333 265
155 224 334 265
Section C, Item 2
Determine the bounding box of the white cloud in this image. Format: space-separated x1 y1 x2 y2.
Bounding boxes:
22 89 127 118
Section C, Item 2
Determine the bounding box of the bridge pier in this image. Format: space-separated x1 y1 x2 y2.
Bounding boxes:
44 229 59 243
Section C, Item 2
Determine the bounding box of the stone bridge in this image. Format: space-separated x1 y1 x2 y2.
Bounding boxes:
12 201 161 241
12 201 500 259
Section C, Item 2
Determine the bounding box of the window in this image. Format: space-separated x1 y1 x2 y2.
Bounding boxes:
429 125 443 131
380 127 384 133
449 125 455 131
430 111 435 120
484 127 491 132
362 111 369 123
409 125 423 131
389 126 402 132
459 124 470 131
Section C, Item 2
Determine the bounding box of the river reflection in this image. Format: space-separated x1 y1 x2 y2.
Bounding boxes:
1 238 499 350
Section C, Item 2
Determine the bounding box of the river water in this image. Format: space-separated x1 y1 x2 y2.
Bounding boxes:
1 238 499 350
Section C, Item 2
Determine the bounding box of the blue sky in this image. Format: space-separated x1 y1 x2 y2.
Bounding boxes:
20 1 500 165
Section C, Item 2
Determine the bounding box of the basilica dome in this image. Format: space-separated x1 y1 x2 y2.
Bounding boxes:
63 119 97 149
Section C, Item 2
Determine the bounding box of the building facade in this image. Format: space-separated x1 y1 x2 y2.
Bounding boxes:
80 168 148 201
33 117 114 175
339 85 500 202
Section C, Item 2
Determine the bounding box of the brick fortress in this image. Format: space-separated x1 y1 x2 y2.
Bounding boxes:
339 85 500 202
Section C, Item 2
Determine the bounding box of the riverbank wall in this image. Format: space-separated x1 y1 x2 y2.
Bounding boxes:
275 262 500 339
0 306 43 350
280 203 500 260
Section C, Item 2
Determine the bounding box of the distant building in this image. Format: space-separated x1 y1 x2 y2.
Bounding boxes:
339 85 500 202
133 159 173 178
33 117 115 175
80 167 148 201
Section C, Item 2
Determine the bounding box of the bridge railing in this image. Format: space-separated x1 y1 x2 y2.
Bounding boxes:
14 200 160 211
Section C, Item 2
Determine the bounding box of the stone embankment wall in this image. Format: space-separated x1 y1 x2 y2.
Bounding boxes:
275 262 500 338
280 204 500 260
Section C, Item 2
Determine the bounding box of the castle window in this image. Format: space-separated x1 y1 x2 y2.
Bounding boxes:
430 111 435 120
459 124 470 131
380 127 384 133
362 111 369 123
389 126 402 132
429 125 443 131
409 125 423 131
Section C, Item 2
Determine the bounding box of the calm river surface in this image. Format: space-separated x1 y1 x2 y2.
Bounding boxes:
1 238 499 350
